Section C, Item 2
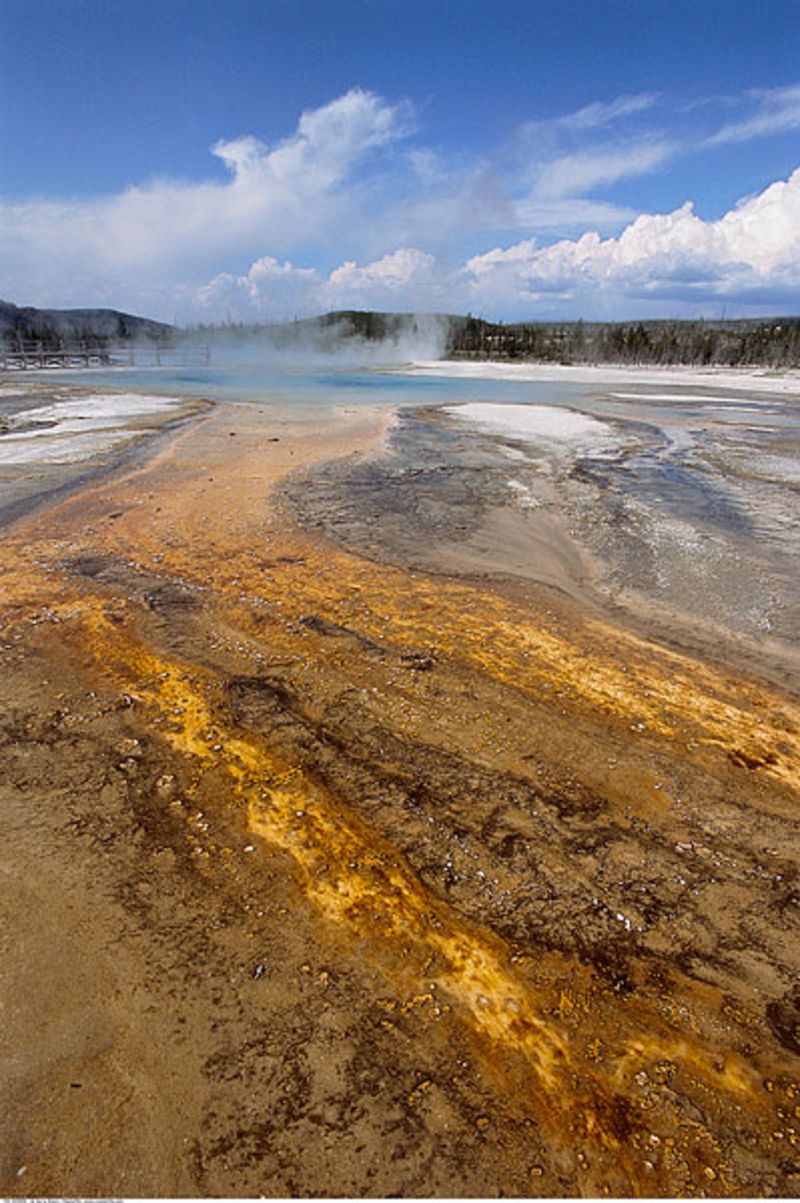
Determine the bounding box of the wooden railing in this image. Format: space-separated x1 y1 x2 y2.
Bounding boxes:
0 341 210 370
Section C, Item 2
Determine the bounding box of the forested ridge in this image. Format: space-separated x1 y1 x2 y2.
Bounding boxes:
195 309 800 368
4 299 800 369
0 299 171 346
445 313 800 368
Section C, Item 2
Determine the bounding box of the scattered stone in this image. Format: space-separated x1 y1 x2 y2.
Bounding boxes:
115 737 142 757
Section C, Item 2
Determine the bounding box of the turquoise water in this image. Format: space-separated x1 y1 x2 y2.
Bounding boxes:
39 361 596 412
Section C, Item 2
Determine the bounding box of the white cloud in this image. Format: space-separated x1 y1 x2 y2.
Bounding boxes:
511 92 665 199
189 168 800 322
462 168 800 313
2 85 799 322
706 83 800 146
519 93 658 141
535 141 673 199
0 89 409 309
322 247 453 318
195 247 444 321
552 93 659 132
513 197 637 230
327 247 436 301
1 86 669 315
213 86 409 189
194 256 322 320
353 159 638 258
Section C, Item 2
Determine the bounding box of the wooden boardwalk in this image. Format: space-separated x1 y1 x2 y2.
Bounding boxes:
0 340 209 371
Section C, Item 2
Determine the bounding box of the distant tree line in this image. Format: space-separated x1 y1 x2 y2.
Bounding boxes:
4 300 800 369
189 310 800 369
445 315 800 368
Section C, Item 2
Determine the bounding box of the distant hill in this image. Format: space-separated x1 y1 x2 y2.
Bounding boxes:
0 299 174 347
271 309 458 342
191 309 457 354
191 308 800 369
4 300 799 368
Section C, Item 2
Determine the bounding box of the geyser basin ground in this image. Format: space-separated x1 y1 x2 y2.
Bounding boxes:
0 364 798 1197
0 382 205 523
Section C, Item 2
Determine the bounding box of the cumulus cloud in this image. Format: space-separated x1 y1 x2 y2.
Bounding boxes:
462 168 800 313
0 89 409 309
2 84 799 321
194 256 322 320
326 248 438 306
3 86 659 315
212 86 408 189
196 247 445 320
189 168 800 322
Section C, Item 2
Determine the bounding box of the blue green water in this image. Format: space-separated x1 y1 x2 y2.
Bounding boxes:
40 361 596 412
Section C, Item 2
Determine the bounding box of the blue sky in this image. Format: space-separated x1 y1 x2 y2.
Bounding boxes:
1 0 799 323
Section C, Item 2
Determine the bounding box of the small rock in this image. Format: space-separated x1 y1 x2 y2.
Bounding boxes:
115 737 142 757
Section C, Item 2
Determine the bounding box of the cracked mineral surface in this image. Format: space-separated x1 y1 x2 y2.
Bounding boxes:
1 386 798 1198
